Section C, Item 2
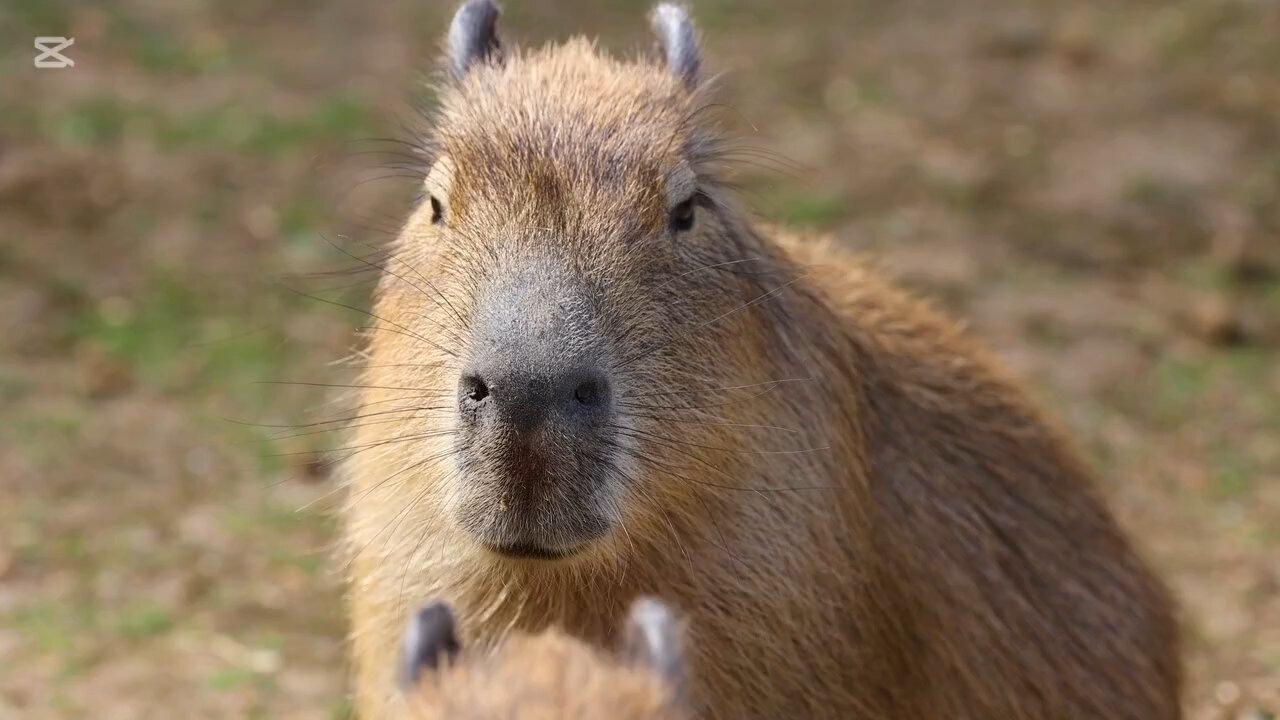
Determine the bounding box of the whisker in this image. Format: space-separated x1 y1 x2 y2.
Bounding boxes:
315 234 469 343
269 411 453 441
275 428 458 458
609 424 828 457
346 470 447 575
276 280 459 359
616 412 800 435
607 432 835 494
616 273 808 371
256 380 451 392
346 448 456 509
621 377 810 399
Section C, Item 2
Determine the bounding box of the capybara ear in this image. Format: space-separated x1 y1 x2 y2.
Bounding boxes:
399 600 461 689
623 597 686 691
649 4 700 90
447 0 503 81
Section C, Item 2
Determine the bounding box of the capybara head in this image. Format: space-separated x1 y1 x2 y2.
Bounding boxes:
400 596 689 719
369 0 796 565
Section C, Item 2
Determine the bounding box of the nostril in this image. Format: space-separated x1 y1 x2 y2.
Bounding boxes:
462 375 489 403
573 379 603 407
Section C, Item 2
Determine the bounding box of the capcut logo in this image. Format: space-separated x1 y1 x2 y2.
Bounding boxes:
34 36 75 69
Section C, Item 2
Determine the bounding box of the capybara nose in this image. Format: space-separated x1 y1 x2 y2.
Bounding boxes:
458 260 611 440
458 365 611 436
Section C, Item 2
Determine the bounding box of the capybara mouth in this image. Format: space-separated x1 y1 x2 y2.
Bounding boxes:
481 541 585 561
453 425 621 562
456 481 614 562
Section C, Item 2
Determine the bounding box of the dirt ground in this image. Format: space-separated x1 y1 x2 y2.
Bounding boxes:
1 0 1277 717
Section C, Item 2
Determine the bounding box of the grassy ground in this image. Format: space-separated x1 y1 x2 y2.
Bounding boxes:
1 0 1277 717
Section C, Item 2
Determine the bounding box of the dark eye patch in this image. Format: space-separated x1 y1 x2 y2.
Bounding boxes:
669 195 696 232
430 196 444 225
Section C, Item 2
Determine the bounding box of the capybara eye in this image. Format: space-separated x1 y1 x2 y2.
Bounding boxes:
670 196 696 232
430 196 444 225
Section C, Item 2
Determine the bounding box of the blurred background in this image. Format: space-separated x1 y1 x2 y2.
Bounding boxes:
1 0 1277 717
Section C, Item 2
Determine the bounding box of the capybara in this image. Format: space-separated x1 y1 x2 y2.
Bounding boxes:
399 596 688 719
342 2 1181 717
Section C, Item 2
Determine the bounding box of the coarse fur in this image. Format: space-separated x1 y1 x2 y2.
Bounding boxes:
400 597 689 720
342 4 1181 718
404 631 685 720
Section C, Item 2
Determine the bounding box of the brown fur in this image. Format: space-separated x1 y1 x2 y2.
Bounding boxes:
342 17 1181 720
405 632 683 720
401 601 688 720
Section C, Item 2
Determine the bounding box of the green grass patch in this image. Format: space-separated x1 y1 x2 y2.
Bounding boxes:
1223 346 1271 382
1210 450 1252 501
1176 258 1234 292
64 277 202 384
269 548 325 575
0 369 30 403
51 97 135 147
248 422 289 477
8 599 97 655
0 0 72 39
1151 347 1273 429
155 96 375 156
11 410 84 466
1263 279 1280 314
223 504 331 538
206 665 259 691
63 274 301 402
279 196 329 243
108 12 235 76
763 188 846 228
45 96 376 154
330 697 356 720
1152 355 1212 426
115 604 174 639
